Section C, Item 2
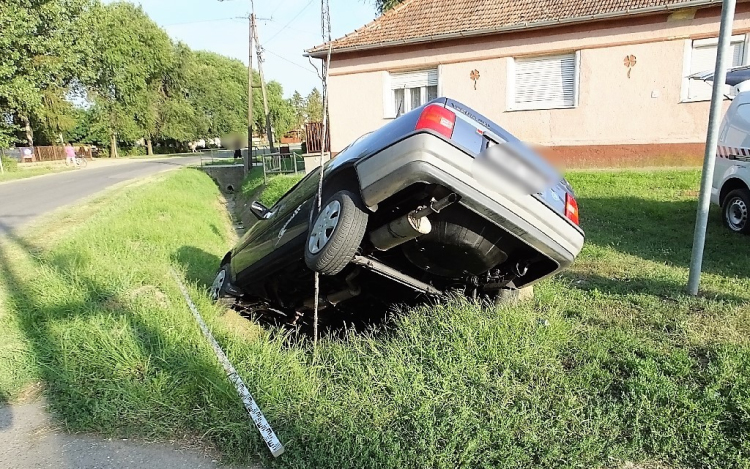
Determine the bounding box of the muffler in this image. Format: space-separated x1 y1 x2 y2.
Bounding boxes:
370 211 432 251
370 193 458 251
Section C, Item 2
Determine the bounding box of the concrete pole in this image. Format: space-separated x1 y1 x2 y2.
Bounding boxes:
251 14 254 176
688 0 736 295
251 18 275 153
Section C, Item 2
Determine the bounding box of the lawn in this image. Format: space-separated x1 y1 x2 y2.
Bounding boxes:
0 167 749 468
0 164 73 183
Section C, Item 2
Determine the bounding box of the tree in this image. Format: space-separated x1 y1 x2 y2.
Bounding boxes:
0 0 93 148
306 88 324 123
374 0 404 14
83 2 173 157
266 82 296 139
186 51 249 139
290 91 306 131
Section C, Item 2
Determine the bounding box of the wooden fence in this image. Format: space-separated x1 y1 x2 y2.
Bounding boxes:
304 122 330 154
34 145 94 162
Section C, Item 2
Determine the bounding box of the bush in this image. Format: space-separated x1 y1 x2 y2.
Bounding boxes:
1 155 18 172
121 146 147 157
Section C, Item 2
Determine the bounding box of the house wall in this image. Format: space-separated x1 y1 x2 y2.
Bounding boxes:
326 5 750 165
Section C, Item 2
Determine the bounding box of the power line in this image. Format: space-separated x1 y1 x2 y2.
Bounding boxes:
268 0 292 17
162 17 242 27
264 48 318 75
263 0 315 45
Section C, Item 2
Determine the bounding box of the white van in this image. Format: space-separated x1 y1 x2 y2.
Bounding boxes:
691 66 750 234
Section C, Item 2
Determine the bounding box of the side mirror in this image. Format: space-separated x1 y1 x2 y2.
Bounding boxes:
250 200 272 219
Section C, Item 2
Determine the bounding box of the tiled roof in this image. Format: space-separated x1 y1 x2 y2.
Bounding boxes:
307 0 723 55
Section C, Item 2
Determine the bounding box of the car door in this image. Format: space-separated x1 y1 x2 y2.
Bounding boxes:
232 168 321 282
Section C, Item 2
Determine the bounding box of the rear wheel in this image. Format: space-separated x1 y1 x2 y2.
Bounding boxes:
305 190 368 275
723 188 750 234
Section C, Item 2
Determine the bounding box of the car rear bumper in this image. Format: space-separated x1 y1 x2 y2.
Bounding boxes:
354 133 585 281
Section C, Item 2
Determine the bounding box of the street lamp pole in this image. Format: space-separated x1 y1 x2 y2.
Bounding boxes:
687 0 736 295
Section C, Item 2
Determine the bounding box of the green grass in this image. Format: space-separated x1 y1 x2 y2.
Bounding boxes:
238 167 304 206
239 166 265 198
1 168 750 468
258 174 305 206
0 164 72 182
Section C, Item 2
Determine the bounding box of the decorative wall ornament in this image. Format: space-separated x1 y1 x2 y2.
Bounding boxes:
470 69 480 90
624 55 637 78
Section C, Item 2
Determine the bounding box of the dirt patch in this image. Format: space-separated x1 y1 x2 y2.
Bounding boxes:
13 382 44 405
126 286 171 309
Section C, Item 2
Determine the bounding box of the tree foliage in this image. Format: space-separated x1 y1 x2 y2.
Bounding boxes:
0 0 93 147
306 88 324 123
374 0 405 14
0 0 304 153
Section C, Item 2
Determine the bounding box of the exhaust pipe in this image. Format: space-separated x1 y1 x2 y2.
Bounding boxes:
303 269 361 310
370 211 432 251
303 286 360 309
370 193 458 251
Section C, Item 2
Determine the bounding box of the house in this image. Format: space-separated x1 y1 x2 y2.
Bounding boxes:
306 0 750 166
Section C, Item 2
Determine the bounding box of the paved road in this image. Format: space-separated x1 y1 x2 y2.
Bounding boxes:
0 401 247 469
0 157 201 234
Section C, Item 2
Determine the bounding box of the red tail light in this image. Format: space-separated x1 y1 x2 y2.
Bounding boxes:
565 193 579 226
415 105 456 139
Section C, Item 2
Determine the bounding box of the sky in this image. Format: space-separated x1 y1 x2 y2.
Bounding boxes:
105 0 377 98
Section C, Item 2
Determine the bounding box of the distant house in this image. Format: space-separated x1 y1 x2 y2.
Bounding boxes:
307 0 750 165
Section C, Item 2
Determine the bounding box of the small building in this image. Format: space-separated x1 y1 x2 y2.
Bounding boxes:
307 0 750 165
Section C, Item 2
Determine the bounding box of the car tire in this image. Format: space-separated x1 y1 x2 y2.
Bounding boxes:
305 190 368 275
723 189 750 235
209 263 235 306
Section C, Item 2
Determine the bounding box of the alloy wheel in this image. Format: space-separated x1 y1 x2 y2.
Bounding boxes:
308 200 341 254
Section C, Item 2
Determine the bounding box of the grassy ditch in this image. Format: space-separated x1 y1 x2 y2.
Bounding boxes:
0 168 749 468
239 167 304 206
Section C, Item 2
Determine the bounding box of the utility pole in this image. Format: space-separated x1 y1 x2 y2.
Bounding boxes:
251 14 276 153
246 13 253 174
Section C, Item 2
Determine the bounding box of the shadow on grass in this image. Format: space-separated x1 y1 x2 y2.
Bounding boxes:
0 394 9 431
561 271 749 304
0 229 253 454
172 246 222 288
578 196 750 279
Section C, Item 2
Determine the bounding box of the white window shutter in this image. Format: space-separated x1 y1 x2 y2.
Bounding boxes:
512 53 577 110
385 68 439 116
390 69 438 89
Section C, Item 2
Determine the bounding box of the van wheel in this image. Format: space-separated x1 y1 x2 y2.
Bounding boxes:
723 189 750 234
305 190 368 275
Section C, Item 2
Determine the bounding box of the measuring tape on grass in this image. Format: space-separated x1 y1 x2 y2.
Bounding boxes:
170 269 285 457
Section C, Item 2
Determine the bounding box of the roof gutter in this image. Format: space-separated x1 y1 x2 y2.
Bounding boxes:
305 0 722 58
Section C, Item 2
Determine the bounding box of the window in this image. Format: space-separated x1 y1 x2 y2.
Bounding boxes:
384 69 438 118
683 35 748 102
507 52 580 111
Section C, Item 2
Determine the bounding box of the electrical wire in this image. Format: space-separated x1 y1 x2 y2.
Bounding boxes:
265 49 318 75
264 0 316 45
162 17 241 27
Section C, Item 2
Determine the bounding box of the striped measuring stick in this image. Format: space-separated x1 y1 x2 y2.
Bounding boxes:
170 269 285 457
